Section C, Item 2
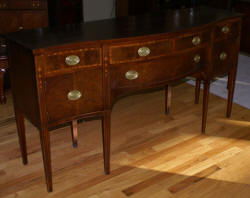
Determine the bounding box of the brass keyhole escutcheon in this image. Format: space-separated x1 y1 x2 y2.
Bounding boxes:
65 55 80 66
138 47 150 57
67 90 82 101
192 36 201 46
125 70 139 80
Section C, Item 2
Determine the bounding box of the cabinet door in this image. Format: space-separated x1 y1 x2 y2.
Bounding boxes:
45 68 103 124
0 12 21 34
212 39 238 77
21 11 48 29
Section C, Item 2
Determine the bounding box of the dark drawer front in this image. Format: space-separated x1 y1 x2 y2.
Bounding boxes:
44 48 102 75
0 11 48 34
0 12 21 34
109 39 173 64
214 20 240 41
21 11 48 29
45 68 103 123
212 39 238 77
111 47 208 89
175 30 211 50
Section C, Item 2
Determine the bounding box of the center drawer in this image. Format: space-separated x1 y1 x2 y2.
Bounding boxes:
109 39 173 64
110 47 208 89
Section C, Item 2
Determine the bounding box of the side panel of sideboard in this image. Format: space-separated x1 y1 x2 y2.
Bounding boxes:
8 41 41 127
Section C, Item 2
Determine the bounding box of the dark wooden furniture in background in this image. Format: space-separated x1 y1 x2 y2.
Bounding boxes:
0 0 48 104
116 0 234 17
47 0 83 26
235 0 250 54
116 0 157 17
5 7 242 192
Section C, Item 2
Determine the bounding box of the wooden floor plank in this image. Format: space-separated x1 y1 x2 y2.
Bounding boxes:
1 83 250 197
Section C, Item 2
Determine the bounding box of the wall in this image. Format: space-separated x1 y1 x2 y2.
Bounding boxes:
83 0 115 22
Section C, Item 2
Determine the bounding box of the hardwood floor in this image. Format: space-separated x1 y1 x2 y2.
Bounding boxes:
1 83 250 198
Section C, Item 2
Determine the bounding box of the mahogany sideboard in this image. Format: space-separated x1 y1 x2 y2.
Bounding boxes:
5 7 242 192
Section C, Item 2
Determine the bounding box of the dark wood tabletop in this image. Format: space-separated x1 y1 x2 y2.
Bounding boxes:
4 7 241 50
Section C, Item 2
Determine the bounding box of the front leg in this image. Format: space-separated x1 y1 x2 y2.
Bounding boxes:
39 127 53 192
102 110 111 174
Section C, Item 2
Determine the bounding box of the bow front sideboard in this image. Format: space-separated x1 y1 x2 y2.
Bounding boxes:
5 7 242 192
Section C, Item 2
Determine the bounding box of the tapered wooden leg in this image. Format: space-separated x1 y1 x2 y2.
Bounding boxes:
14 108 27 165
39 127 53 192
227 69 237 118
202 80 210 134
195 79 201 104
0 69 6 104
165 85 171 115
102 110 111 175
71 120 78 148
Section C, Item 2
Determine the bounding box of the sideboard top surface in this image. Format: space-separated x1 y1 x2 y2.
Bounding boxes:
5 7 242 50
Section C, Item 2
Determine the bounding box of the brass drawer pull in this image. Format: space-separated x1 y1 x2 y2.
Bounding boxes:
138 47 150 57
65 55 80 66
220 52 227 60
192 36 201 46
125 70 139 80
222 26 230 34
18 26 24 30
0 44 7 48
67 90 82 101
194 54 201 63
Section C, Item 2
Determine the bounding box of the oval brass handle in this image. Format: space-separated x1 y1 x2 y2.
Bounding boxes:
67 90 82 101
65 55 80 66
192 36 201 46
221 26 230 34
138 47 150 57
125 70 139 80
194 54 201 63
18 26 23 30
220 52 227 60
